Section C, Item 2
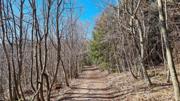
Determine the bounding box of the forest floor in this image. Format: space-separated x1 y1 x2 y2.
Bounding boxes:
51 65 180 101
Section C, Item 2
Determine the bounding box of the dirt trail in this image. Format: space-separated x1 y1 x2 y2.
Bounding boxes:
52 65 178 101
56 66 119 101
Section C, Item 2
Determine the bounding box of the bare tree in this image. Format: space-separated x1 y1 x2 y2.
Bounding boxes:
0 0 13 100
157 0 180 100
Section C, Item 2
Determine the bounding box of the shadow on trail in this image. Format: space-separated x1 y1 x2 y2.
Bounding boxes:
57 87 134 101
70 86 111 91
57 66 133 101
78 74 109 80
81 67 99 71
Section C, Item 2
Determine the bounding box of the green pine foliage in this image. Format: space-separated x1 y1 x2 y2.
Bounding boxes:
89 11 112 70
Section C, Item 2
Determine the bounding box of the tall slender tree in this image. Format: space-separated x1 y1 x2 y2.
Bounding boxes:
157 0 180 100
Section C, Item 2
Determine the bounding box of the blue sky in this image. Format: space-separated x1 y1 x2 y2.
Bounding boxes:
13 0 106 39
76 0 103 39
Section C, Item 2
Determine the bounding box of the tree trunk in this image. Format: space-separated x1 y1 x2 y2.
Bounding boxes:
135 18 152 86
0 0 13 100
157 0 180 100
60 58 69 87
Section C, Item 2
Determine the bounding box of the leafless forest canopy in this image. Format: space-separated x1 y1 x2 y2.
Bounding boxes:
0 0 180 101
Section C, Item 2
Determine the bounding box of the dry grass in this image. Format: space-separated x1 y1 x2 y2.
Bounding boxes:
107 64 180 101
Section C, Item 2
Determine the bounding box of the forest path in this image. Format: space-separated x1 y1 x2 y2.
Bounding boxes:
56 66 119 101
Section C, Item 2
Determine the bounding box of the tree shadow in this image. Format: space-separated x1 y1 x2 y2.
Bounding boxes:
149 83 172 92
56 77 172 101
69 86 111 91
82 67 98 71
57 88 134 101
78 73 109 80
130 82 172 95
151 83 172 87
